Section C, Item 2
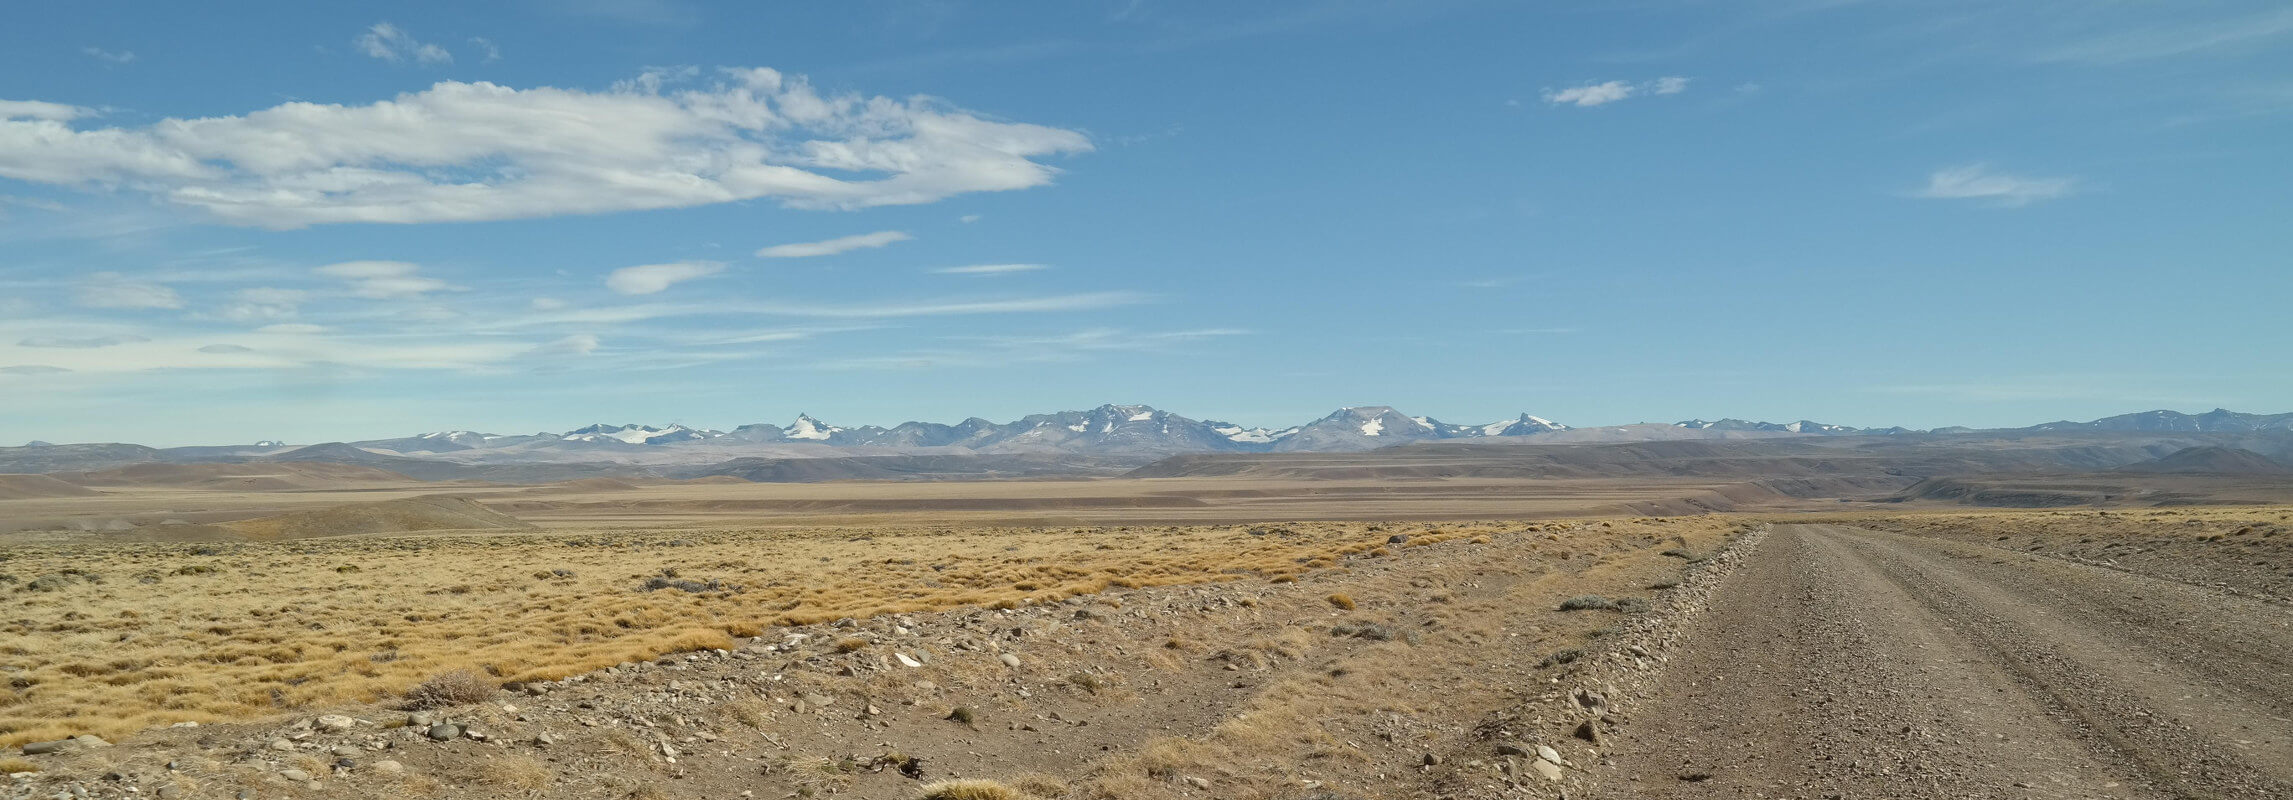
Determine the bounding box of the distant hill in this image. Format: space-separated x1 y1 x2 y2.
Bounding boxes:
57 461 417 490
0 474 103 500
2111 446 2291 475
223 496 532 539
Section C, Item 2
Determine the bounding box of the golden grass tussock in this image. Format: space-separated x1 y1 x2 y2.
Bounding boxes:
1 519 1501 747
918 779 1043 800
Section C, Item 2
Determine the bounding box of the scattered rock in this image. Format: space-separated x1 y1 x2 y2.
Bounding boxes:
1530 758 1563 781
71 735 110 748
999 653 1022 668
533 732 557 746
1387 534 1410 544
1422 752 1442 767
1496 743 1532 758
313 714 356 733
278 768 311 782
895 652 923 668
372 760 404 774
426 723 462 742
21 739 75 756
1573 719 1603 744
1536 744 1564 765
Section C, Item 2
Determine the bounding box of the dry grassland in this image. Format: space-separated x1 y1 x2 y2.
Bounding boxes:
0 519 1516 748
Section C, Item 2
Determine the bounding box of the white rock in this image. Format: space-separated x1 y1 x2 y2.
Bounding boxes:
895 653 923 668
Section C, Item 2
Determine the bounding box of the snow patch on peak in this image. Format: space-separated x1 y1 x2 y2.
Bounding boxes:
1360 418 1384 436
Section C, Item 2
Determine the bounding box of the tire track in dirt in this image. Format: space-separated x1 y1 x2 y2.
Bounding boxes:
1598 523 2293 800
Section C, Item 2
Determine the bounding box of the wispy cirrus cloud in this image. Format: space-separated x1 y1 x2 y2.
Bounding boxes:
0 68 1090 228
1543 76 1691 107
1913 164 2077 207
756 230 912 258
605 261 723 295
75 273 182 309
931 263 1048 276
355 22 454 65
2035 7 2293 64
314 261 455 298
82 47 135 65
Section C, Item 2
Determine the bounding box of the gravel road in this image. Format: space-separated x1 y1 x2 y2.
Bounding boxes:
1602 523 2293 799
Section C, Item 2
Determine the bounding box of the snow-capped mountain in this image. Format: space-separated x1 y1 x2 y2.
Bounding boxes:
1674 419 1862 435
2026 408 2293 434
335 404 1577 459
561 423 726 445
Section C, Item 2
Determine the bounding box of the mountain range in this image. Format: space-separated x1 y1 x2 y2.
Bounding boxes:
6 407 2290 478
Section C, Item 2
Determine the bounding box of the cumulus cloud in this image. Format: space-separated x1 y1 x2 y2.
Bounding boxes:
1914 165 2077 207
356 22 453 65
0 68 1092 228
931 263 1048 276
315 261 453 298
19 334 148 348
76 273 183 309
0 100 91 122
1543 77 1692 107
606 261 723 295
756 230 912 258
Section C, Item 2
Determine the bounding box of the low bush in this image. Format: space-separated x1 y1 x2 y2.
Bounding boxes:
402 669 494 709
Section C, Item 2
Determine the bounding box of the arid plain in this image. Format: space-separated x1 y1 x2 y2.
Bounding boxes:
5 447 2292 800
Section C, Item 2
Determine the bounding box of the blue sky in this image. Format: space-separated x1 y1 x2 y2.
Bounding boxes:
2 1 2289 446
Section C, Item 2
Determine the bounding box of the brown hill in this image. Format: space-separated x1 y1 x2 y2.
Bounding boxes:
223 495 532 540
58 461 419 490
2111 446 2290 475
0 474 103 500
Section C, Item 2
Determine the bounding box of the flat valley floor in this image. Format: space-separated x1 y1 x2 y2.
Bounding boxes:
3 477 2290 800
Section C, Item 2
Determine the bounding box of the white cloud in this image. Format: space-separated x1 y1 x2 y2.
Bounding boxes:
1914 165 2077 207
0 68 1092 228
19 334 147 348
0 365 70 375
756 230 912 258
523 334 601 357
606 261 723 295
197 343 253 354
469 37 502 63
932 263 1048 276
356 22 453 65
0 100 91 122
315 260 453 298
1545 81 1635 107
82 47 136 65
221 286 307 321
257 323 325 334
76 273 183 309
530 297 567 310
959 214 982 223
1543 77 1692 107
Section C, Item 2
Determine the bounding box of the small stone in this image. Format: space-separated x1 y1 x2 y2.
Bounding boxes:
999 653 1022 668
1184 776 1210 789
313 715 355 733
1496 743 1532 758
1387 534 1410 544
371 760 404 774
426 723 462 742
1536 744 1564 765
463 729 488 742
21 739 75 755
407 712 434 728
278 769 311 782
1573 720 1603 744
71 735 111 748
268 739 296 752
1530 758 1564 781
331 745 359 758
1422 752 1442 767
533 732 557 746
895 652 923 668
802 693 834 708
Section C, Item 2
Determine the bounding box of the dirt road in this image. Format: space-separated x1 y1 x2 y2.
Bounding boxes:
1602 523 2293 800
